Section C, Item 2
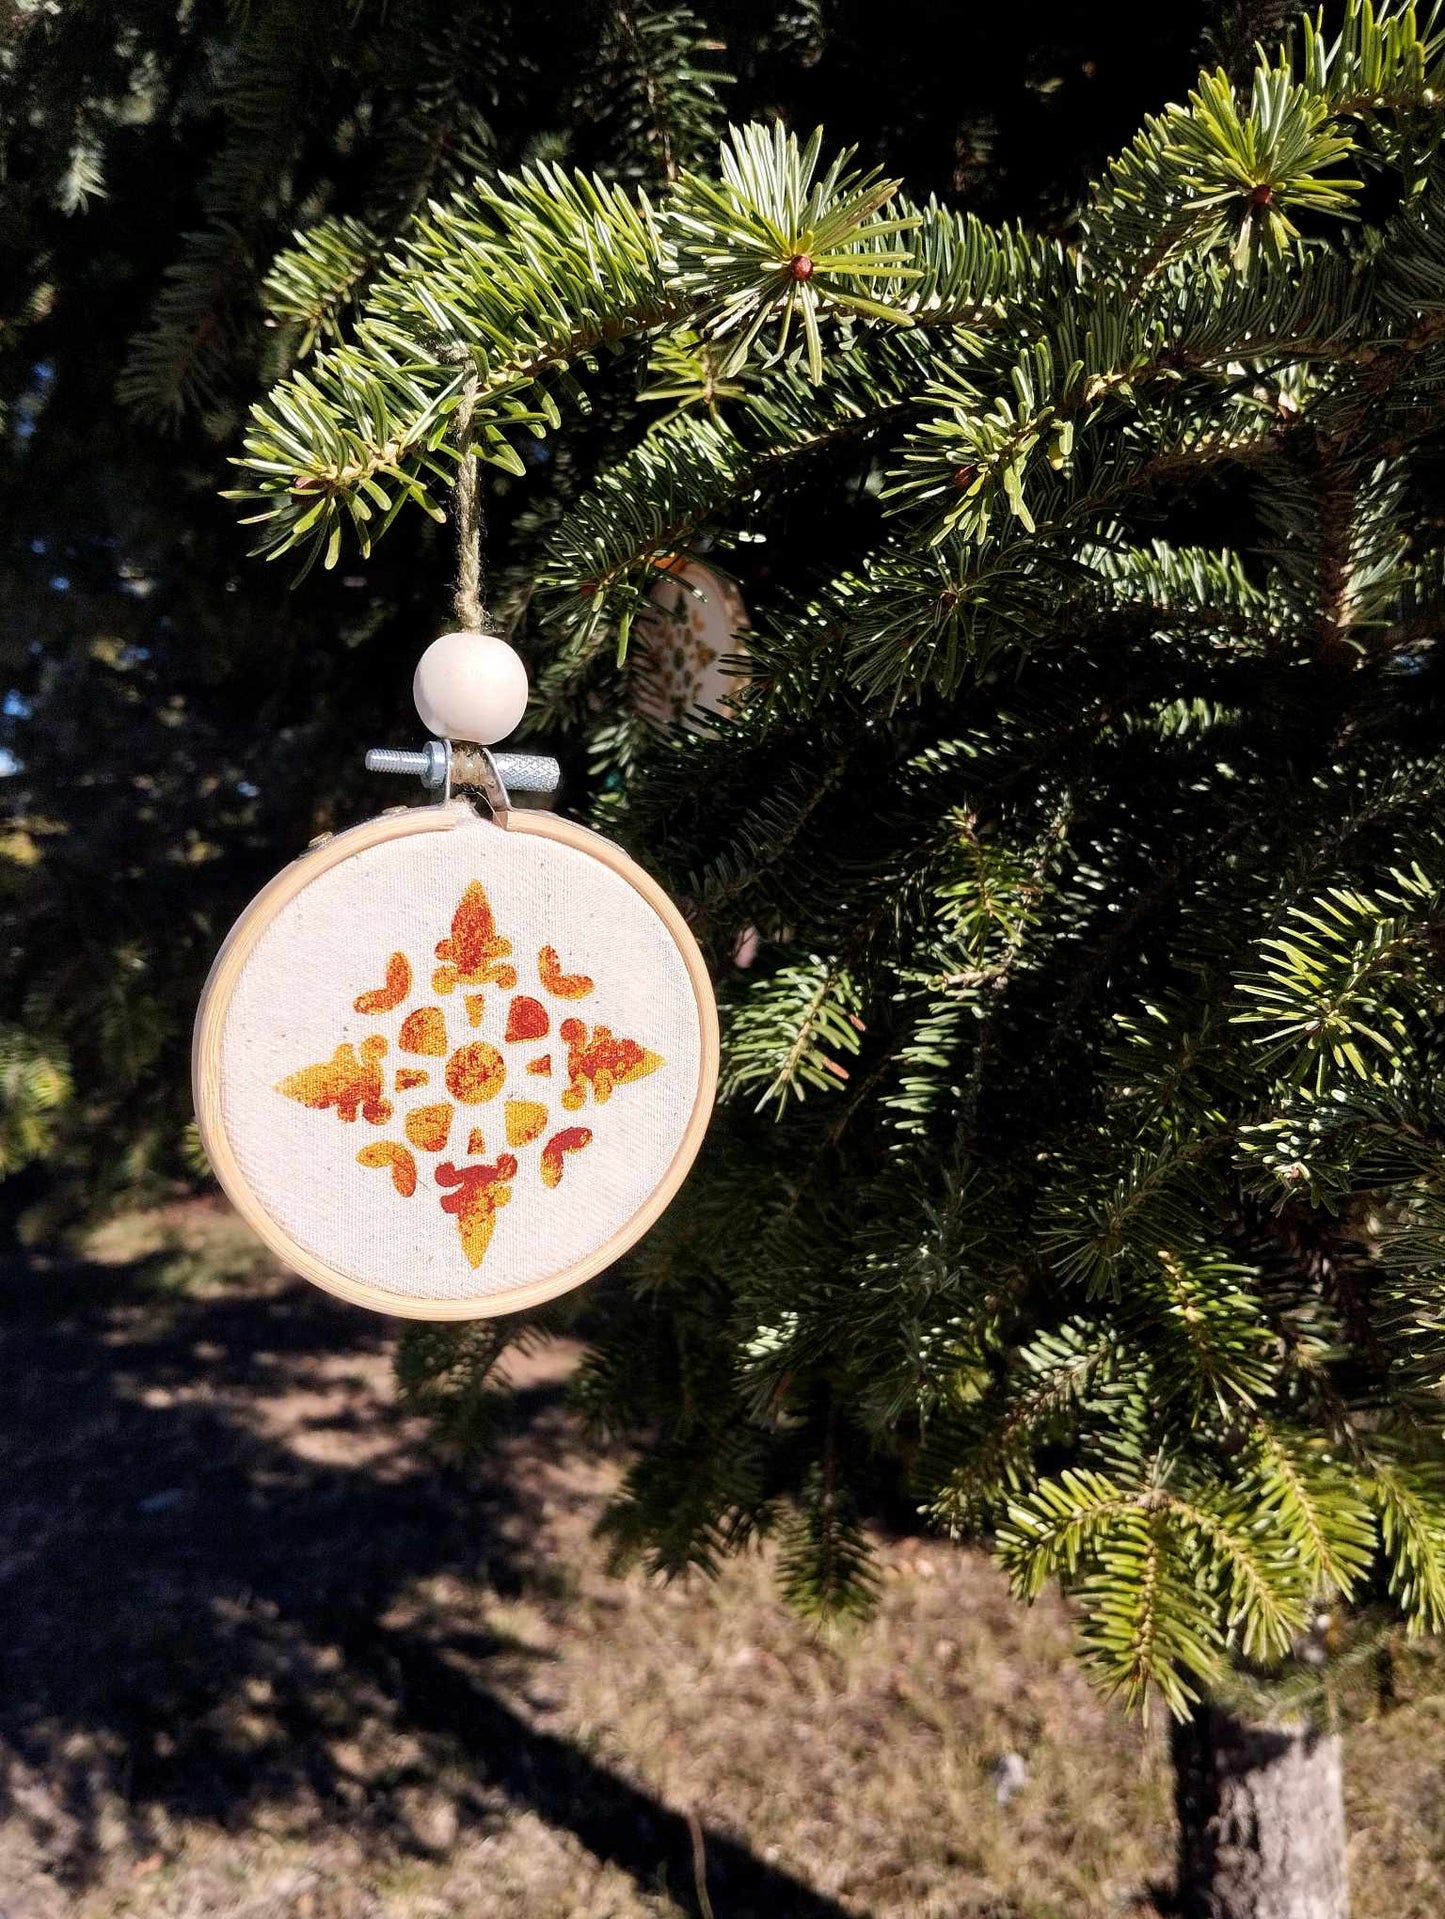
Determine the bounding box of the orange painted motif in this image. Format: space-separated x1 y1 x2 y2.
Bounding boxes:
354 952 411 1014
405 1103 452 1153
278 1035 390 1124
559 1018 662 1110
540 1126 592 1189
432 882 517 995
505 994 550 1042
445 1040 505 1104
504 1099 548 1148
538 946 594 1000
276 877 669 1274
399 1006 448 1056
357 1140 417 1196
436 1155 517 1266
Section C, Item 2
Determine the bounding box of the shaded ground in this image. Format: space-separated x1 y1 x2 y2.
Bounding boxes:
0 1204 1438 1917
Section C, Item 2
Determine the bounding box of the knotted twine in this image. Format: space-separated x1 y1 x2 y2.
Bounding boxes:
452 363 486 633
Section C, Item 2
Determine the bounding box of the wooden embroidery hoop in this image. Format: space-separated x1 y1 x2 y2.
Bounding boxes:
193 801 720 1320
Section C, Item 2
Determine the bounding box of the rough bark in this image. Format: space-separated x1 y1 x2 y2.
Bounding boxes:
1171 1706 1349 1919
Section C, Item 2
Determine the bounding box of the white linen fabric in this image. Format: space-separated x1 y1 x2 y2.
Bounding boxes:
216 810 704 1300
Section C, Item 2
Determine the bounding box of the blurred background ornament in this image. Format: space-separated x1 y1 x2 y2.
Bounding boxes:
631 558 750 728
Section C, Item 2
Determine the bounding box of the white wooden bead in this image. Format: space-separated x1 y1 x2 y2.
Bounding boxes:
412 631 529 745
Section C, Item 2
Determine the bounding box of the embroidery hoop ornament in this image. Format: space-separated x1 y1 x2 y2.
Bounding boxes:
193 389 719 1319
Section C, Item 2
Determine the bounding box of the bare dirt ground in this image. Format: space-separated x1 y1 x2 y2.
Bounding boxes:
0 1203 1440 1918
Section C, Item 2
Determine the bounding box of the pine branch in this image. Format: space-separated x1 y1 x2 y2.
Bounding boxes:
721 956 865 1112
1232 866 1445 1091
231 125 922 567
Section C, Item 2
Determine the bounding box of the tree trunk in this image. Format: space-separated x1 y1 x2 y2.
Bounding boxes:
1170 1706 1349 1919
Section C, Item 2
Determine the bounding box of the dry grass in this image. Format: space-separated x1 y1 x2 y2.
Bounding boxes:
0 1203 1438 1916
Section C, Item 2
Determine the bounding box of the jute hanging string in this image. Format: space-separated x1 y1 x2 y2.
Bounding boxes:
452 364 486 634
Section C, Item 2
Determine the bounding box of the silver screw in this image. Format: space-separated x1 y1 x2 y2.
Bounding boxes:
364 740 560 797
366 740 449 789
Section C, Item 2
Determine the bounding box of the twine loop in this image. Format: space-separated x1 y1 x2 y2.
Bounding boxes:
448 353 486 633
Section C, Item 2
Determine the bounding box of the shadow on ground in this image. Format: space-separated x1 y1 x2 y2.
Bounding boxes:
0 1237 850 1917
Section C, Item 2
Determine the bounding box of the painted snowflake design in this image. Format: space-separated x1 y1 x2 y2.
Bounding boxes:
275 881 664 1270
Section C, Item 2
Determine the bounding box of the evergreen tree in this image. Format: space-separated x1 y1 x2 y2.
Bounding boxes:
0 0 1210 1222
230 3 1445 1910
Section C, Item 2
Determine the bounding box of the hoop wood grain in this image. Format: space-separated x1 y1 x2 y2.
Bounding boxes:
193 802 720 1319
